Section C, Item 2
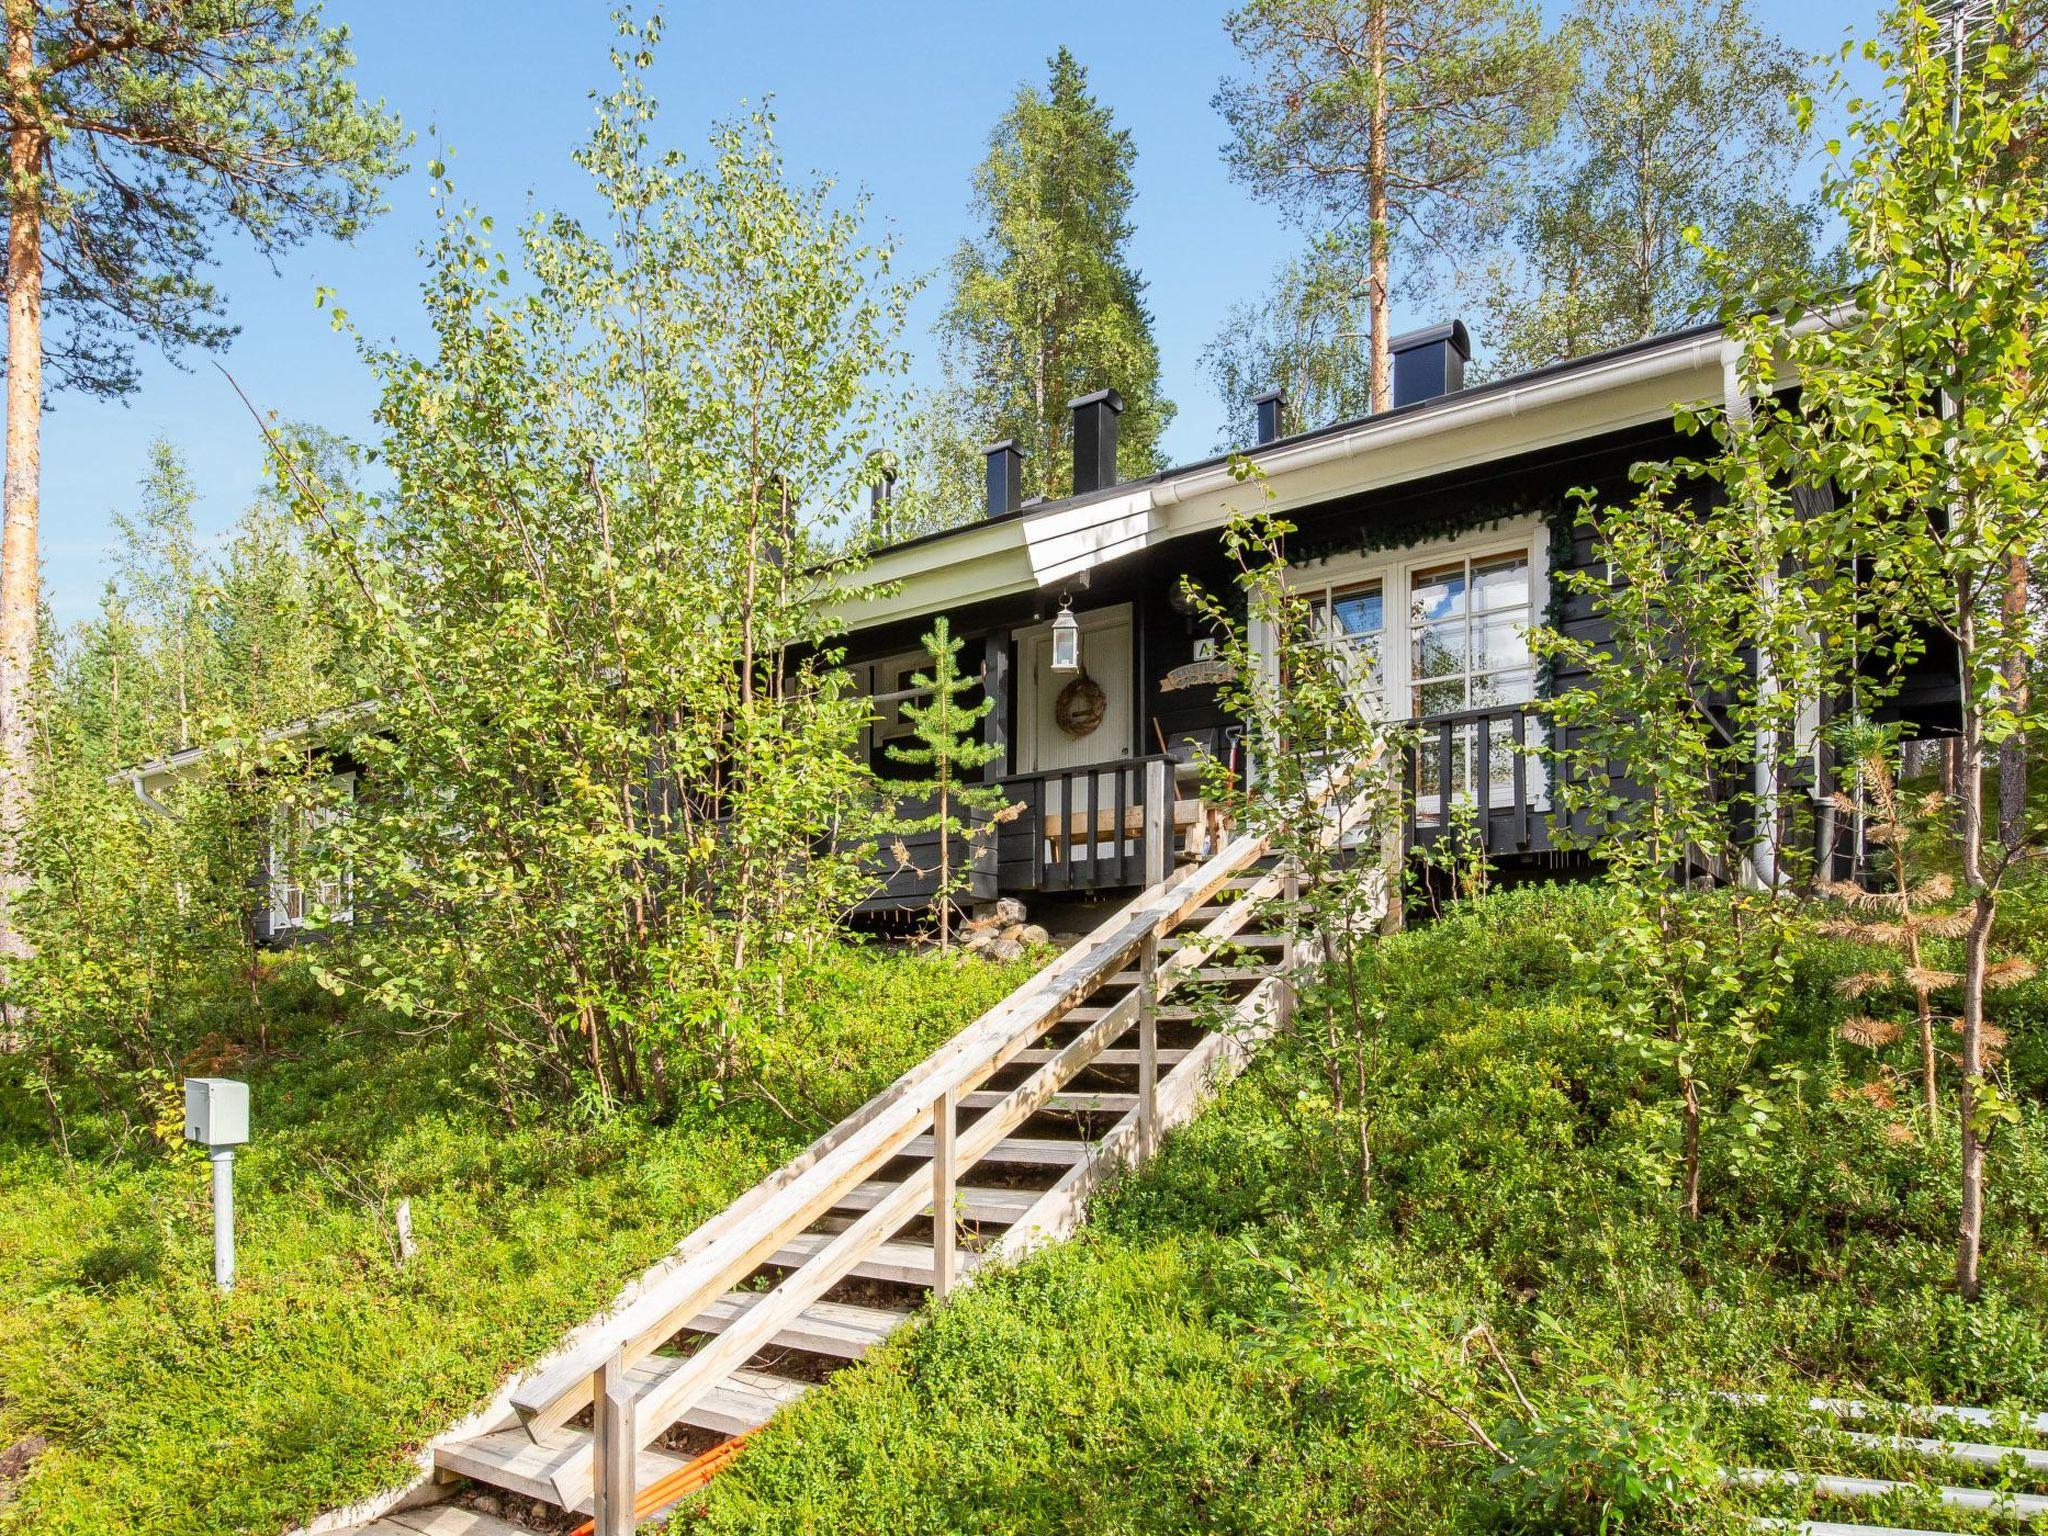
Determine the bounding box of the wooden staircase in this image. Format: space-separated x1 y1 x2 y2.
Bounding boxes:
314 768 1384 1536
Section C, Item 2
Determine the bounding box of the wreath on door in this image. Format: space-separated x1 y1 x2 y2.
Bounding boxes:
1054 672 1107 738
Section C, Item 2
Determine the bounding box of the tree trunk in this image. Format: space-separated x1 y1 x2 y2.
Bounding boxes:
1954 596 1987 1301
0 0 43 972
1999 548 2029 851
1365 0 1392 415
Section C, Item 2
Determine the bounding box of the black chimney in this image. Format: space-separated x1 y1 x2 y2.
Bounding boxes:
1390 321 1472 409
1253 388 1286 446
869 456 898 538
1069 388 1123 496
983 440 1023 518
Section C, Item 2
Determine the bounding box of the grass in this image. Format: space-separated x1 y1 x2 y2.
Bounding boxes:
0 942 1032 1536
680 881 2048 1535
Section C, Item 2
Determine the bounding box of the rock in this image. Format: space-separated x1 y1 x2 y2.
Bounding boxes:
469 1493 504 1518
961 924 997 952
986 936 1025 962
1018 924 1050 947
0 1436 46 1493
992 896 1028 926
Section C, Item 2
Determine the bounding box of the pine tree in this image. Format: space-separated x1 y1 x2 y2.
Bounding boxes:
887 619 1007 951
1217 0 1570 411
939 48 1174 506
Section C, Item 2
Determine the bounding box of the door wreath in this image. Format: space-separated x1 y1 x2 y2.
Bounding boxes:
1053 672 1107 738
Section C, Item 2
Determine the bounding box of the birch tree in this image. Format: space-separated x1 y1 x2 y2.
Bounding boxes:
0 1 401 958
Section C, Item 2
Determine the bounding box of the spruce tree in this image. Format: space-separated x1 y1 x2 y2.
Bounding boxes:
887 618 1006 951
939 48 1174 506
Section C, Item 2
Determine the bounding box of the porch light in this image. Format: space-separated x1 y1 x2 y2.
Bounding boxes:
1050 597 1081 674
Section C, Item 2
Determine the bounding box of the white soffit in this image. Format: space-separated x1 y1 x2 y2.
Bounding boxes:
832 329 1728 634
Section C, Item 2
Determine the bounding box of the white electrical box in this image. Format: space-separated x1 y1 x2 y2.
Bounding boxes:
183 1077 249 1148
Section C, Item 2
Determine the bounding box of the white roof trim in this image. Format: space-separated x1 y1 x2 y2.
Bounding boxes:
833 327 1733 634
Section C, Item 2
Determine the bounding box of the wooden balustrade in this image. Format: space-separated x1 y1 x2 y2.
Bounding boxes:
1402 700 1552 857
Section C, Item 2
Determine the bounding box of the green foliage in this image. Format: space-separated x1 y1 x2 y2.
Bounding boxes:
683 883 2048 1534
0 943 1028 1535
1178 480 1409 1194
10 0 405 397
6 443 355 1141
937 47 1174 507
1198 234 1375 448
1692 2 2048 1295
1474 0 1837 376
886 618 1008 949
285 22 917 1114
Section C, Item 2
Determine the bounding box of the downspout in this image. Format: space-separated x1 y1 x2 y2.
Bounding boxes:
1724 337 1780 890
126 771 177 820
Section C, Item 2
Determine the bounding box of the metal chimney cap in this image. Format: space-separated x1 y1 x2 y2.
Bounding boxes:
1388 319 1471 361
979 438 1023 456
1066 387 1124 414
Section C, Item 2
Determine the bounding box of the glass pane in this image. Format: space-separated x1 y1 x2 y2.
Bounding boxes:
1413 620 1466 679
1471 669 1534 708
1329 582 1384 639
1471 616 1530 674
1410 562 1467 624
1414 679 1467 717
1471 554 1530 614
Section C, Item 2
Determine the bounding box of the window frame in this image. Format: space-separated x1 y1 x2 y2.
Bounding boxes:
269 770 356 933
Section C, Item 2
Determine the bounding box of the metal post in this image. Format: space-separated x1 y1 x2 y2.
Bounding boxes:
593 1351 637 1536
931 1087 956 1299
209 1148 236 1292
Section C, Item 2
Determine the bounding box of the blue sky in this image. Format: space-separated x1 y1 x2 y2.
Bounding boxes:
32 0 1877 622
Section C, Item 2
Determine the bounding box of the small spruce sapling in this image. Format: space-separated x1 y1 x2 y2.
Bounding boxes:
887 618 1009 950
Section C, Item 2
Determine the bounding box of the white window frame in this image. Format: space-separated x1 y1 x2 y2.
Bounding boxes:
1275 515 1553 817
269 770 356 932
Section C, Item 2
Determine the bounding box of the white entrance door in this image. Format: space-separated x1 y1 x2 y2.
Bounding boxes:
1016 603 1135 774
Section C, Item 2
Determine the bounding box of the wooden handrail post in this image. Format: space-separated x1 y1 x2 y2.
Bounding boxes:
592 1351 636 1536
1143 758 1172 888
931 1087 956 1299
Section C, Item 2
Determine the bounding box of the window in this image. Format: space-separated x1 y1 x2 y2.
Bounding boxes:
270 772 355 931
1288 523 1545 824
1307 577 1387 713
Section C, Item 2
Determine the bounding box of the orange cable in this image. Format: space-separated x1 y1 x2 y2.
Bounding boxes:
567 1429 758 1536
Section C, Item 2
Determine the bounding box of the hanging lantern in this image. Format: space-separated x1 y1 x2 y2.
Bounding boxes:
1050 596 1081 674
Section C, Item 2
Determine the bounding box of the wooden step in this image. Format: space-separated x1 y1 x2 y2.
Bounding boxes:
1753 1523 1973 1536
355 1508 541 1536
767 1230 983 1287
1107 965 1275 986
438 1368 806 1510
1837 1429 2048 1474
1734 1468 2048 1519
962 1089 1137 1114
1061 1005 1200 1023
1162 932 1289 952
688 1292 907 1359
901 1133 1093 1167
1012 1046 1190 1067
833 1179 1041 1224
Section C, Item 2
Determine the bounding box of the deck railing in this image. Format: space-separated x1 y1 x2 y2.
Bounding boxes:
1403 700 1553 857
999 755 1197 895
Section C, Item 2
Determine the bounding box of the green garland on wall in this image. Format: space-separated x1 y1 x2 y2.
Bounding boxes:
1283 492 1584 696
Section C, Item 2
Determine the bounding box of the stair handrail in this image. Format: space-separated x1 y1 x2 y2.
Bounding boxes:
512 755 1383 1449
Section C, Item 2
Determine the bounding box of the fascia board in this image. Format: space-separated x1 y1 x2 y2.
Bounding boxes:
834 330 1728 634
